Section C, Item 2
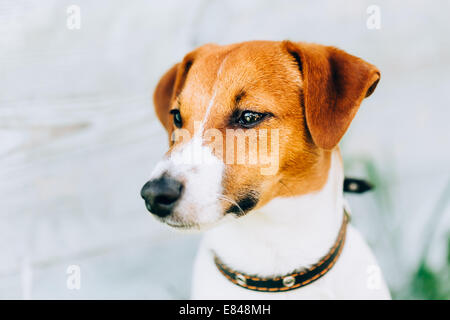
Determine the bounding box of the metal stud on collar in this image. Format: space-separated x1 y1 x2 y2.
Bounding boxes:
282 276 295 287
235 273 247 286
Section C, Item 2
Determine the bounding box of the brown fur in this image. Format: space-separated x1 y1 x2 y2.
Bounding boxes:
153 41 379 211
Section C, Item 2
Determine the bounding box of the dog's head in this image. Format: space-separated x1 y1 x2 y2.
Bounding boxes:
141 41 379 230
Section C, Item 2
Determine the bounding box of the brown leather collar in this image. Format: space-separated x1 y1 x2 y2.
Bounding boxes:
213 210 349 292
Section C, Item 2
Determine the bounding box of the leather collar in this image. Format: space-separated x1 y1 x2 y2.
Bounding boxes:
213 210 349 292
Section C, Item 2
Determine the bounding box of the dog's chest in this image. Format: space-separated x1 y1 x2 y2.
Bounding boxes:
191 225 391 299
191 238 338 299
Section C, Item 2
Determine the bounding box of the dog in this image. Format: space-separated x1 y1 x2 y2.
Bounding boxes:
141 40 391 299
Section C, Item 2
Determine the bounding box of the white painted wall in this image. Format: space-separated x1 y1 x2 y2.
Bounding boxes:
0 0 448 299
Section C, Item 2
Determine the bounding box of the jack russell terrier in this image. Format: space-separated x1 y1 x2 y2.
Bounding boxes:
141 40 391 299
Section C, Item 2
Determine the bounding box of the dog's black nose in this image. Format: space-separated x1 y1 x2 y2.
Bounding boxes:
140 175 183 217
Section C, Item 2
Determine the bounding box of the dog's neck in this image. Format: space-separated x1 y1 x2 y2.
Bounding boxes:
205 150 345 277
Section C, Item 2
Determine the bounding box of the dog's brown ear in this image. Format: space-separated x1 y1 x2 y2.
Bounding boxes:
153 63 180 130
284 41 380 150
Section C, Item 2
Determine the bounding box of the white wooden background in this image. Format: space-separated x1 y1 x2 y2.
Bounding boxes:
0 0 449 299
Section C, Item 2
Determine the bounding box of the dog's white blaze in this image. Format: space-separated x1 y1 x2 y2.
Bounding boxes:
198 56 229 135
149 56 232 227
148 57 233 227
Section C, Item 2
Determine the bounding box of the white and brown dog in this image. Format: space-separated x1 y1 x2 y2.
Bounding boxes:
141 41 391 299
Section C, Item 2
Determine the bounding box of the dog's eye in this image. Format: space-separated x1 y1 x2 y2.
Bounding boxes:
237 111 267 128
170 109 182 128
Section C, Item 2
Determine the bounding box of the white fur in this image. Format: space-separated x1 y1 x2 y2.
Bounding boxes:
191 151 391 299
